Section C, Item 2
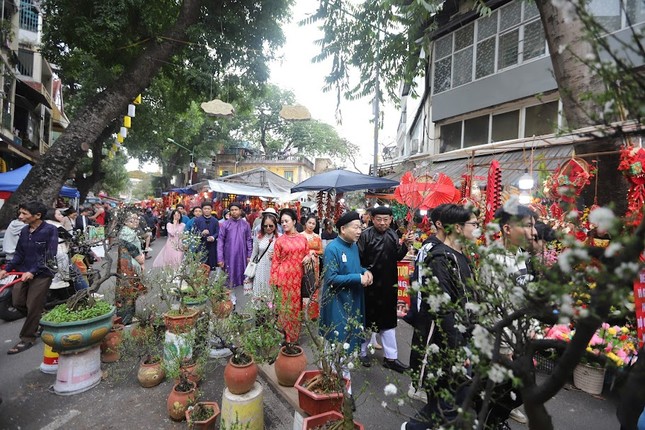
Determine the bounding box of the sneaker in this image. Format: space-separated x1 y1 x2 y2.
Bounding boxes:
509 408 527 424
383 358 409 373
407 384 427 402
400 423 408 430
359 356 372 367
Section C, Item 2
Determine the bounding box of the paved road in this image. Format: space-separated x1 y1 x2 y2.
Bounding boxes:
0 237 623 429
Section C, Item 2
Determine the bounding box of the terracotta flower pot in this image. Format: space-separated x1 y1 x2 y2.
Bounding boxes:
175 361 201 385
100 323 124 363
275 345 307 387
295 370 349 417
223 357 258 395
212 299 234 319
302 410 364 430
167 380 197 421
163 309 200 334
185 401 220 430
137 358 165 388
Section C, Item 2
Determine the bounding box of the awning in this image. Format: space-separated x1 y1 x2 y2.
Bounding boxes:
388 145 574 186
16 79 52 109
207 179 308 201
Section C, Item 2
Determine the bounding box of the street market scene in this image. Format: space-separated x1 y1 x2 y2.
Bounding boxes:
0 0 644 429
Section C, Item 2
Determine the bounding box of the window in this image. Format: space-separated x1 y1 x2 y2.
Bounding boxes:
588 0 621 32
525 101 559 137
626 0 645 24
440 122 462 153
284 170 294 182
463 115 489 147
498 30 519 70
17 49 33 77
523 20 546 61
433 1 546 94
19 0 38 32
492 111 520 142
438 99 560 153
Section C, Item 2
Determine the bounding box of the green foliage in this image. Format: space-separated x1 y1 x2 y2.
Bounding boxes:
303 0 440 107
41 300 112 323
40 0 293 184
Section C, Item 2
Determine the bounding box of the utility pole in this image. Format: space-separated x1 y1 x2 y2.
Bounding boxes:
373 64 380 177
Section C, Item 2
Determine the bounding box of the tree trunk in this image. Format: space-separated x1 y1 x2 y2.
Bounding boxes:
0 0 202 228
74 125 115 201
536 0 626 211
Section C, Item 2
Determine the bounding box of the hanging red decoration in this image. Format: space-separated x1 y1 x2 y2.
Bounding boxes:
484 160 502 226
618 146 645 225
544 158 596 203
393 172 460 210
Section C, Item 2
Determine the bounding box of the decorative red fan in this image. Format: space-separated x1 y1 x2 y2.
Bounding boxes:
484 160 502 225
544 158 596 203
394 172 460 209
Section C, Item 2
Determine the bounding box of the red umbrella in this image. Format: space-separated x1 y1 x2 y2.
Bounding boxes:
394 172 460 209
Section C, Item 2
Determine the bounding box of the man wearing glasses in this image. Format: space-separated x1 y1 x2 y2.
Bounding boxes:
358 206 414 372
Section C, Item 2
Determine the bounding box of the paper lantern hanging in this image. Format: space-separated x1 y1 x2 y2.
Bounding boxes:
123 116 131 128
120 127 128 138
128 104 136 117
117 133 124 143
133 94 142 105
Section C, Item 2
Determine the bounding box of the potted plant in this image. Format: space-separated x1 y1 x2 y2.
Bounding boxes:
163 341 198 421
295 302 365 427
212 304 283 395
40 290 115 354
186 401 220 430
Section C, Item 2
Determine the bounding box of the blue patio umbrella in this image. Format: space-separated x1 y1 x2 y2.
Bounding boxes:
291 169 399 193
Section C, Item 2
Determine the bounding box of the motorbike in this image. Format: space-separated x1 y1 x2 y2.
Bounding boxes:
0 228 99 322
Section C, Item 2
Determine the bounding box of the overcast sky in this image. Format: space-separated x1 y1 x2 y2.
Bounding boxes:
270 0 398 173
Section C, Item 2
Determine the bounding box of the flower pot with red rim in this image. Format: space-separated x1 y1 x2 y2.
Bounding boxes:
295 369 349 416
223 357 258 395
167 380 197 421
302 410 364 430
275 345 307 387
185 401 220 430
163 309 200 334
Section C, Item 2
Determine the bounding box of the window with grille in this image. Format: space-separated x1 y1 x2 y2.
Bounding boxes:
284 171 294 182
433 1 547 94
626 0 645 24
19 0 39 32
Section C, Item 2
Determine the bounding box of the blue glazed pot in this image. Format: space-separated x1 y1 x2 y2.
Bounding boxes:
40 306 115 354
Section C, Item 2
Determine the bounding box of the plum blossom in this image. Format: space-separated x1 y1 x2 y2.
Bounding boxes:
428 343 440 354
384 383 397 396
472 324 494 358
551 0 577 23
488 363 507 383
589 207 615 231
604 243 622 258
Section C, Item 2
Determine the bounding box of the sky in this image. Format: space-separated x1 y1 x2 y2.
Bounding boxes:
269 0 399 173
127 0 399 174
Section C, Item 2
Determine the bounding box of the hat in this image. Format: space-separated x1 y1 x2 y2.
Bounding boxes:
229 202 242 210
336 211 361 230
371 206 393 216
262 207 278 216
